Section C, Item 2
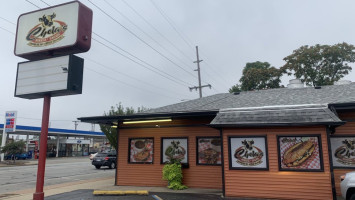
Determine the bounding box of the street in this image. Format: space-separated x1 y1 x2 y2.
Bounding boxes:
0 157 115 195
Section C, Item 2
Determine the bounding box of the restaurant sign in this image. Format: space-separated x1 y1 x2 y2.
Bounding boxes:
331 136 355 168
229 136 268 170
14 1 92 60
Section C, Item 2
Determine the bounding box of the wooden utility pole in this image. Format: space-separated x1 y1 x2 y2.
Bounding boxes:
189 46 211 98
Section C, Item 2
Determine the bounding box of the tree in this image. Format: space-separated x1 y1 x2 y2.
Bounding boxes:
100 103 148 151
236 61 283 91
1 140 25 163
282 42 355 86
229 84 242 93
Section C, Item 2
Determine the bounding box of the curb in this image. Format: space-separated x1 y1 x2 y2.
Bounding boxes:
93 190 149 196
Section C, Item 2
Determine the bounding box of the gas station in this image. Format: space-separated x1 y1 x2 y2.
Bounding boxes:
0 123 106 159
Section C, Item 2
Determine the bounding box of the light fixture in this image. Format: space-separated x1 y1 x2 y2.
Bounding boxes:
123 119 172 124
111 125 117 128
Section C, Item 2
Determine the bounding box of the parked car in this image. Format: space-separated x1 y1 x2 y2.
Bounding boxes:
92 152 117 169
341 172 355 200
5 152 31 160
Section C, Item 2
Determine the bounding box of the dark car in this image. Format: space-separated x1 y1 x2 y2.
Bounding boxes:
92 152 117 169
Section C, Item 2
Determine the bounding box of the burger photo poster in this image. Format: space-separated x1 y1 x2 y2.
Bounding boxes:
278 135 323 171
229 136 268 170
330 136 355 168
129 138 154 164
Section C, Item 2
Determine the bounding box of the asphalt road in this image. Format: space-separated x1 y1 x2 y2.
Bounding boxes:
0 157 115 195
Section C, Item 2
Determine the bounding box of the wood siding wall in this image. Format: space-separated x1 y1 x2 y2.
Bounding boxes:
333 111 355 195
116 119 222 189
223 127 333 200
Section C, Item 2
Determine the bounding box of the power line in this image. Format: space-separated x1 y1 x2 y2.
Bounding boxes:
148 0 232 90
150 0 195 50
121 0 195 62
104 0 194 71
26 0 194 88
25 0 41 9
83 56 190 98
92 35 192 87
86 67 179 101
87 0 197 79
0 26 15 35
0 16 16 26
39 0 50 7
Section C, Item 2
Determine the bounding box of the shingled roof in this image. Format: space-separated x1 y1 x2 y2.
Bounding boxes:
210 104 344 127
79 82 355 125
146 83 355 114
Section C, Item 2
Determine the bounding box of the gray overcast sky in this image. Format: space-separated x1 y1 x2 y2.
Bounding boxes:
1 0 355 131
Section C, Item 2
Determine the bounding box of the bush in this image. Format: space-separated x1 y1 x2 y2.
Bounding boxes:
162 163 187 190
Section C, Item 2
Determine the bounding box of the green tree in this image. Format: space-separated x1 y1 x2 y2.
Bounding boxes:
237 61 283 91
1 140 25 163
100 103 148 150
229 84 242 93
282 42 355 86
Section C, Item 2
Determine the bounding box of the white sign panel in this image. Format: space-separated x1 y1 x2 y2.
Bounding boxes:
16 56 70 96
5 111 17 132
15 55 83 99
15 2 79 56
331 137 355 168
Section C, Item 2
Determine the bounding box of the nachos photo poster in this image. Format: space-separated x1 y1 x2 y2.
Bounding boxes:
229 136 268 170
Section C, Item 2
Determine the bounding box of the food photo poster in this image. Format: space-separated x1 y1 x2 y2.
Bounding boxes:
229 136 268 170
330 136 355 168
197 137 221 165
161 138 188 164
129 138 154 164
278 135 323 171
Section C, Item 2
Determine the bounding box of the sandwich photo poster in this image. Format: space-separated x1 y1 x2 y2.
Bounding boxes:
161 137 188 164
278 135 323 171
228 136 268 170
330 136 355 168
129 138 154 164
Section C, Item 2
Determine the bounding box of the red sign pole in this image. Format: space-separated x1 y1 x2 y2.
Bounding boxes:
33 95 51 200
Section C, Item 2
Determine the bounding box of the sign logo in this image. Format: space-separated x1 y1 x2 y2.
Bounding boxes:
234 139 264 166
5 111 17 132
334 139 355 165
26 13 67 47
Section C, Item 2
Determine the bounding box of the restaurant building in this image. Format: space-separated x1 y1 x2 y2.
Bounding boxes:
79 80 355 200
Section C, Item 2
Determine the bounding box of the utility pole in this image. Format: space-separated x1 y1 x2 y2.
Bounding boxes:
189 46 211 98
72 120 79 130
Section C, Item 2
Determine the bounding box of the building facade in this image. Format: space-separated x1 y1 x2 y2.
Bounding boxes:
80 82 355 199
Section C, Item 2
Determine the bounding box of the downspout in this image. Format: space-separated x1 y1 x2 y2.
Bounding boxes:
326 126 336 200
115 123 119 186
219 128 226 197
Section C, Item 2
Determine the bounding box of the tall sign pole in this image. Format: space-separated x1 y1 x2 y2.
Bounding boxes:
13 2 92 200
33 95 51 199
